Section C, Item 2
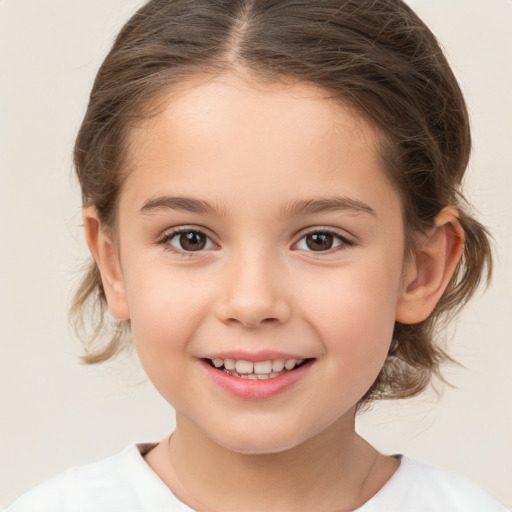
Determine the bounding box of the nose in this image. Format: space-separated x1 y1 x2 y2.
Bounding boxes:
215 250 292 328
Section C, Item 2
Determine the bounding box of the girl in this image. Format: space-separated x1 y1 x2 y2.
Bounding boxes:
4 0 509 510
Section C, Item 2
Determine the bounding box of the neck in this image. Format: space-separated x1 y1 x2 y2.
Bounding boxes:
150 409 391 512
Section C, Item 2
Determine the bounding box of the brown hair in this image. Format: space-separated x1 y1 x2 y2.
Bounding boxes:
71 0 492 404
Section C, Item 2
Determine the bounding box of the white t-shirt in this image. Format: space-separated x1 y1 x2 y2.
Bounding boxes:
4 443 509 512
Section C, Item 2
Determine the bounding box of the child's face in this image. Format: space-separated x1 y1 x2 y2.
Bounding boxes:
109 74 412 453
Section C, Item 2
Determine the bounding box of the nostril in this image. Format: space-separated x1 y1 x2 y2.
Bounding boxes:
227 316 280 328
217 288 292 328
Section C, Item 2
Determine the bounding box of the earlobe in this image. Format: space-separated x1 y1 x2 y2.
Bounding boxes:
395 207 465 324
83 207 130 321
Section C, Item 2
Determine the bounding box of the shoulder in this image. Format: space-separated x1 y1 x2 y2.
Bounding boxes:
359 455 509 512
3 444 192 512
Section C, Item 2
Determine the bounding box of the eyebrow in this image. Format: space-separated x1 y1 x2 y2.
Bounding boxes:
281 197 376 217
140 196 219 215
139 195 376 217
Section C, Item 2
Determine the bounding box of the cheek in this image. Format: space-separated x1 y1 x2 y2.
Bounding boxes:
124 264 210 358
123 269 210 405
301 259 401 370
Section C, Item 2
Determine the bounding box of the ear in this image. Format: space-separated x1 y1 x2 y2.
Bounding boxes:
395 207 464 324
83 206 130 321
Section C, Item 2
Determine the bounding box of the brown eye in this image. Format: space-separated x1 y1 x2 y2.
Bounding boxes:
295 231 350 253
179 231 206 251
164 230 214 252
305 233 334 251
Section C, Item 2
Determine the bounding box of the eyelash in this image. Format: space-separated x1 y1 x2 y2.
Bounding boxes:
156 227 354 256
294 229 354 254
157 227 216 257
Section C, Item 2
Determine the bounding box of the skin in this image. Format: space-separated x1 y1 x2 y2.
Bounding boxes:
85 73 464 511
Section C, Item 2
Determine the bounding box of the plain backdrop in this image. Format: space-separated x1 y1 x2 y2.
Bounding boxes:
0 0 511 508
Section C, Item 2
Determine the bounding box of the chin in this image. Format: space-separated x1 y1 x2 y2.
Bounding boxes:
207 419 314 456
219 436 301 455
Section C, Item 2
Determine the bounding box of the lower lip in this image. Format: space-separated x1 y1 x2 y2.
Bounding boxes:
199 359 314 401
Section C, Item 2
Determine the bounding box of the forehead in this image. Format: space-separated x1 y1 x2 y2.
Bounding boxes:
122 73 401 219
131 73 377 163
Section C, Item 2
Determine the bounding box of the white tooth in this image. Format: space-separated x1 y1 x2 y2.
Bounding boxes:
257 374 270 380
296 359 304 366
247 374 258 379
235 360 254 374
213 358 223 368
272 360 285 372
269 371 280 378
224 359 236 370
240 374 249 379
284 359 297 370
254 360 272 374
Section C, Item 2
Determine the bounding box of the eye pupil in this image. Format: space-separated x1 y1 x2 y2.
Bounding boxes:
179 231 206 251
306 233 333 251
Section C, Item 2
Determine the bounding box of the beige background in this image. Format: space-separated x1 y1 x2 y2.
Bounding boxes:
0 0 511 508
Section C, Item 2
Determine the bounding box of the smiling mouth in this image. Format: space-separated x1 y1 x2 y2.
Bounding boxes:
204 358 311 380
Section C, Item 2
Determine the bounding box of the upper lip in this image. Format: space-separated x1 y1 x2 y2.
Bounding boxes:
201 350 313 362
